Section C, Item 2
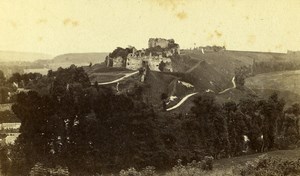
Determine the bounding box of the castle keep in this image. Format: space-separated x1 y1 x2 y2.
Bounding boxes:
105 38 180 72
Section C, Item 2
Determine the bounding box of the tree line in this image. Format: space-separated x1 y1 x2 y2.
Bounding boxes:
253 61 300 74
1 66 299 175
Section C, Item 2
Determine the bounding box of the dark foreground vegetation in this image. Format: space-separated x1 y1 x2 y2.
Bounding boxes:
0 66 300 175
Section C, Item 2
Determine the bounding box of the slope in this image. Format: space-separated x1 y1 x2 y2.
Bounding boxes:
245 70 300 105
49 52 108 69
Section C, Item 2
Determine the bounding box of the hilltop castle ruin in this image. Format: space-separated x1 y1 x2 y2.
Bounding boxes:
105 38 180 72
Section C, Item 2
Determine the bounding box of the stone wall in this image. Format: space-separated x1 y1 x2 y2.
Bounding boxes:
148 38 170 49
106 38 178 72
163 58 173 72
126 55 143 70
112 56 124 67
126 55 172 72
147 56 161 71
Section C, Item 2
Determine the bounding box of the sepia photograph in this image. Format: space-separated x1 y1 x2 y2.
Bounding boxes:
0 0 300 175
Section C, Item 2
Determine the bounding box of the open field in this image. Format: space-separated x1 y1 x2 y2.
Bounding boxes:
245 70 300 104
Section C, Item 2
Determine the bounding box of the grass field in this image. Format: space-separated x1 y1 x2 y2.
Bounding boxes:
245 70 300 104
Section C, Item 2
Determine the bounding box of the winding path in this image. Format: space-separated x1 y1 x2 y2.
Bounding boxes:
92 71 139 85
166 92 198 111
218 76 236 94
185 61 202 73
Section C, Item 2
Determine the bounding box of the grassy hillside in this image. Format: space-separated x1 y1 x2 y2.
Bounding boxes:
84 50 300 113
181 49 300 77
85 63 134 83
143 71 179 109
182 50 252 78
245 70 300 105
207 148 300 176
0 50 52 62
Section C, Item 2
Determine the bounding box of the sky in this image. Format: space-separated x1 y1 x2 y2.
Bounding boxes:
0 0 299 55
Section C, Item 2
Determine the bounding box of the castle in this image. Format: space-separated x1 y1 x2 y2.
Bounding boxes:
105 38 180 72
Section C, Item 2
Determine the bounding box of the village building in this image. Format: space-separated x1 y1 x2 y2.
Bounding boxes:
0 122 21 130
0 122 21 145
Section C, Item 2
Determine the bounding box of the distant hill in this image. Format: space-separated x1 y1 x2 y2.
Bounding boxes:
51 52 108 64
0 50 52 62
48 52 108 70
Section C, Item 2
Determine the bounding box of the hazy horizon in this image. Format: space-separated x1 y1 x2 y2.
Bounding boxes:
0 0 299 56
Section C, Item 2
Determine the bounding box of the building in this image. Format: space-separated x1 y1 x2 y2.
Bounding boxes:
4 133 20 144
0 122 21 130
0 122 21 144
105 38 179 72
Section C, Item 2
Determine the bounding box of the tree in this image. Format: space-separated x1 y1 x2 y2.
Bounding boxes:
277 103 300 147
0 70 5 85
223 101 248 156
191 95 229 158
11 66 93 174
238 96 264 152
161 93 168 111
259 93 285 150
0 146 10 176
0 87 9 104
9 73 22 85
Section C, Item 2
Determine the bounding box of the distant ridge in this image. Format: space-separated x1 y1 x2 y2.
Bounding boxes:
226 49 286 54
0 50 52 62
51 52 108 64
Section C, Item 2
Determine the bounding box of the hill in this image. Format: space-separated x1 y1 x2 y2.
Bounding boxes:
245 70 300 105
52 52 107 64
49 52 108 70
0 50 52 62
181 50 298 77
84 49 300 113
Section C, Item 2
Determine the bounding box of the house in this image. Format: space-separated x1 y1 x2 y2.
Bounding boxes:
0 123 21 130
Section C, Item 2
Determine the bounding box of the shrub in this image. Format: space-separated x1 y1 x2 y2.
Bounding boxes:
240 155 300 176
119 168 142 176
119 166 157 176
165 158 214 176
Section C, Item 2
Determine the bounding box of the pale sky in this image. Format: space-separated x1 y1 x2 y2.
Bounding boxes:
0 0 299 55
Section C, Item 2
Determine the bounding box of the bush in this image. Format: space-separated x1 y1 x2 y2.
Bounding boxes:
240 155 300 176
274 135 296 150
165 158 214 176
119 168 142 176
119 166 157 176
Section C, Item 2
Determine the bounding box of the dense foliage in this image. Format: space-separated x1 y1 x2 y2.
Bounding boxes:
253 61 300 74
1 66 299 175
0 70 16 104
240 155 300 176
